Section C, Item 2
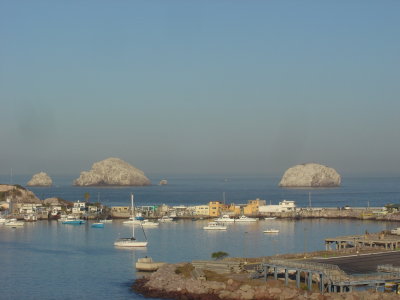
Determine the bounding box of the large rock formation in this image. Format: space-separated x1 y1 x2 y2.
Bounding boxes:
279 163 341 187
73 157 151 186
0 184 41 204
27 172 53 186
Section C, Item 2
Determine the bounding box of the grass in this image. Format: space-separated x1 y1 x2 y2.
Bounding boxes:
175 263 194 278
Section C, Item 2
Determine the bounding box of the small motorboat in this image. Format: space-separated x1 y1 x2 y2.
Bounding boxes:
62 216 86 225
141 220 159 227
5 219 25 227
158 216 174 222
235 215 258 222
263 229 279 234
91 222 104 228
215 215 235 223
203 222 227 230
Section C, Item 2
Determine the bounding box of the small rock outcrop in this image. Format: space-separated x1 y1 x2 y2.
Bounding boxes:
279 163 341 187
27 172 53 186
73 157 151 186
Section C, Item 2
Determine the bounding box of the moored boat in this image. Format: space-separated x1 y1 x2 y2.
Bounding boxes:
114 193 148 248
141 219 159 227
235 215 258 222
5 219 25 227
158 216 174 222
215 215 235 223
263 229 279 233
91 222 104 228
203 222 227 230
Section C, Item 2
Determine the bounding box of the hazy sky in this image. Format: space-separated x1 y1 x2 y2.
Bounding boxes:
1 1 399 177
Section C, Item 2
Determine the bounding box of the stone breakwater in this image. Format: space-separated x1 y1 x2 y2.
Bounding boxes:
132 263 399 300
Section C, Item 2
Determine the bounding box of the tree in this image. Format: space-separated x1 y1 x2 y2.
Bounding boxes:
211 251 229 260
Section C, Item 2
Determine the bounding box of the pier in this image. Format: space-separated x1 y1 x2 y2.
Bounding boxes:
325 232 400 251
261 254 400 293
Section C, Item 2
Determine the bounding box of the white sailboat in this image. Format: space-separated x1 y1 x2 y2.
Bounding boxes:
114 193 148 247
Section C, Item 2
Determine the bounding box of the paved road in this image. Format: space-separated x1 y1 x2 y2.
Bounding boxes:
311 252 400 274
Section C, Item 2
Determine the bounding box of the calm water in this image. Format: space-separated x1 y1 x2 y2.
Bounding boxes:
1 175 400 299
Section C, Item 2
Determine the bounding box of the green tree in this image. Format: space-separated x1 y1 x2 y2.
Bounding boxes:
211 251 229 260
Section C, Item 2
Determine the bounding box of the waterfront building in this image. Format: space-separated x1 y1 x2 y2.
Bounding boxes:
259 200 296 213
193 205 209 216
209 201 223 217
72 201 86 214
243 198 267 215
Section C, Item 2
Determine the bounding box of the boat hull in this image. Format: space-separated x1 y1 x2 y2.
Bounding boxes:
114 239 148 247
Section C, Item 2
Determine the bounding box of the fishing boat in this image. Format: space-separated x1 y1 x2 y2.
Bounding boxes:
235 215 258 222
263 229 279 233
203 222 227 230
91 222 104 228
114 193 148 247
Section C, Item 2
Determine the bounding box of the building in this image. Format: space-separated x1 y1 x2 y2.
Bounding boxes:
194 205 210 216
243 198 267 215
259 200 296 213
72 201 86 214
209 201 224 217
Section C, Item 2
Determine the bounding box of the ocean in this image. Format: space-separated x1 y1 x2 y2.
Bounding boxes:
1 175 400 300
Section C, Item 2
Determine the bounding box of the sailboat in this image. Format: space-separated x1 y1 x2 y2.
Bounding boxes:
123 193 142 224
114 193 148 247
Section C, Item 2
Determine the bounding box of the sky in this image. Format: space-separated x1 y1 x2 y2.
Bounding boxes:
1 1 399 177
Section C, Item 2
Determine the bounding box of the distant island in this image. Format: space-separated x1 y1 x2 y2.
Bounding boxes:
27 172 53 187
73 157 151 186
279 163 341 187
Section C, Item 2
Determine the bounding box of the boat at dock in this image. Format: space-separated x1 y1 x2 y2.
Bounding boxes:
203 222 227 230
135 257 165 271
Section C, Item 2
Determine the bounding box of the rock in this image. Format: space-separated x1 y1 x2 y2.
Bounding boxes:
27 172 52 186
279 163 341 187
73 157 151 186
0 184 41 204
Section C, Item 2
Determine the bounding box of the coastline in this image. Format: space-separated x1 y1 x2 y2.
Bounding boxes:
132 261 400 300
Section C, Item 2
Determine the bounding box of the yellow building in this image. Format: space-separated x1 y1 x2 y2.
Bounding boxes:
223 203 241 216
209 201 224 217
243 198 266 215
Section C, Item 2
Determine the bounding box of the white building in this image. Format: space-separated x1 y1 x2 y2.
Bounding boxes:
259 200 296 213
72 201 86 214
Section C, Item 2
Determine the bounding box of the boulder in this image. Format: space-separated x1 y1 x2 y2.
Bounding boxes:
73 157 151 186
27 172 52 186
279 163 341 187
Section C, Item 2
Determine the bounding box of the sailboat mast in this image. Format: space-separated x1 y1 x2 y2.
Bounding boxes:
131 193 135 238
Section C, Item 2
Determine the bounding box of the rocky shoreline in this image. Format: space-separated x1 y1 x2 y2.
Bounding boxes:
132 263 399 300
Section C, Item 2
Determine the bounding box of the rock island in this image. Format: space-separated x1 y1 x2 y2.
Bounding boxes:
73 157 151 186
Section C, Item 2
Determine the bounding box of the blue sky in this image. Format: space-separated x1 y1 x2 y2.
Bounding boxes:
1 1 399 177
